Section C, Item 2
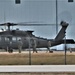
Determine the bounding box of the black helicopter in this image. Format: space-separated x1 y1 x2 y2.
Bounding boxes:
0 21 74 53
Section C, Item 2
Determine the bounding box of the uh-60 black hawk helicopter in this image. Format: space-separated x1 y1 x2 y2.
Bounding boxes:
0 21 74 53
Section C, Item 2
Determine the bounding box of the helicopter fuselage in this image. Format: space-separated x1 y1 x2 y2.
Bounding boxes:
0 36 52 50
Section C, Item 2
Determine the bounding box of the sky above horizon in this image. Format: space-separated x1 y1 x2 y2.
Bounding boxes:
0 0 75 49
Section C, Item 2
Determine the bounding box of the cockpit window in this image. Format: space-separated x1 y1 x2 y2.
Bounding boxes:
12 37 21 41
12 37 16 41
17 37 21 41
5 37 9 41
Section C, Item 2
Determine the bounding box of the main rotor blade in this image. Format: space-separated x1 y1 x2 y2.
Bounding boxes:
16 23 57 26
0 22 60 26
0 23 18 26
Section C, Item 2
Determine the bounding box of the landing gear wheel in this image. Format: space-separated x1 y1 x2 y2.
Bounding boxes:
8 48 13 53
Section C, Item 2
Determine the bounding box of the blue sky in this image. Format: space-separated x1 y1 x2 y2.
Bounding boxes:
0 0 75 49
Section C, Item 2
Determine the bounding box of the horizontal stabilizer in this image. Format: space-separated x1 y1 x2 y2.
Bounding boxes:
62 39 75 44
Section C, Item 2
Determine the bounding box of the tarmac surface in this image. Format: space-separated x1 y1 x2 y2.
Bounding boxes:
0 50 74 55
0 51 75 72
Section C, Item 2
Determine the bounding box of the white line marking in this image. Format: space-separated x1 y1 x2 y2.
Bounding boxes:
0 65 75 72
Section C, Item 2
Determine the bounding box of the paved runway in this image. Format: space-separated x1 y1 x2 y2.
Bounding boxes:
0 65 75 72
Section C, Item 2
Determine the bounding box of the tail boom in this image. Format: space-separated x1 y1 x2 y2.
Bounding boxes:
55 21 68 40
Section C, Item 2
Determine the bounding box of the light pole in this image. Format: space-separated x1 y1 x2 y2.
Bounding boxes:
56 0 58 34
56 0 58 51
28 38 31 65
64 33 67 65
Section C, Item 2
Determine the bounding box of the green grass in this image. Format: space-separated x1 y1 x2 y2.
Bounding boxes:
0 51 75 65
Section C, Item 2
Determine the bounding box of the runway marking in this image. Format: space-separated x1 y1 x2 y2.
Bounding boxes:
0 65 75 72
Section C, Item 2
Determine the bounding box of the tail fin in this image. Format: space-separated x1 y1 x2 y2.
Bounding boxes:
55 21 69 40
